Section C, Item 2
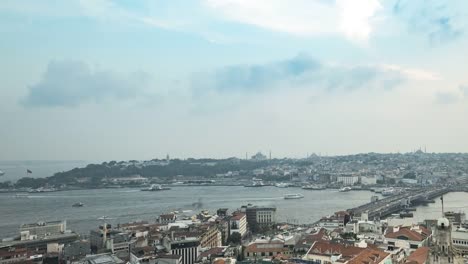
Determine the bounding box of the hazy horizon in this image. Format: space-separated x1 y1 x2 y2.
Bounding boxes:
2 0 468 161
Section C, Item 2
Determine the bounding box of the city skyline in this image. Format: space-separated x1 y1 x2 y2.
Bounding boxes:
1 0 468 160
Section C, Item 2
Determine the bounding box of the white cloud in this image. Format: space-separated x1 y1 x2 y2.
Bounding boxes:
203 0 383 41
380 64 441 81
337 0 382 41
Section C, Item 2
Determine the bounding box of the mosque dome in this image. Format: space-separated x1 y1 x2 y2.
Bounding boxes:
437 217 450 228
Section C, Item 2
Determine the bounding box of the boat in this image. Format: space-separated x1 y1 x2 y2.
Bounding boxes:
141 184 171 191
15 193 29 198
28 187 57 193
244 180 266 187
399 211 414 218
339 187 352 192
0 170 4 176
98 216 113 220
302 184 326 190
381 188 398 196
72 202 84 207
284 193 304 199
275 182 289 188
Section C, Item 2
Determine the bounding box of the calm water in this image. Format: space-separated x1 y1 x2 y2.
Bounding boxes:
0 187 380 237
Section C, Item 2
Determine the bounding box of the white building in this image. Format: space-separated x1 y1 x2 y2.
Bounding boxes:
361 176 377 185
229 213 247 237
337 175 359 186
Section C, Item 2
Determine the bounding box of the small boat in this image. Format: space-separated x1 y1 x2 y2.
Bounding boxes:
141 184 171 191
72 202 84 207
302 184 326 190
339 187 352 192
15 193 29 198
275 182 289 188
399 211 414 218
98 216 113 220
382 188 398 196
0 170 5 176
244 180 266 187
284 193 304 199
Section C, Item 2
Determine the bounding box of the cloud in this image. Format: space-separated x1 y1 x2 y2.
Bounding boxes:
461 85 468 96
434 91 461 105
392 0 465 44
21 60 150 107
192 54 437 95
203 0 382 41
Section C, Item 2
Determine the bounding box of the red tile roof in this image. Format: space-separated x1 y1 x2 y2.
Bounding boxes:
231 213 246 221
347 248 390 264
307 241 364 258
385 227 429 242
245 242 287 253
406 246 429 264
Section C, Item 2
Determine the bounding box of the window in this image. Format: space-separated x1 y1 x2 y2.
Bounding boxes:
410 244 418 249
261 252 265 256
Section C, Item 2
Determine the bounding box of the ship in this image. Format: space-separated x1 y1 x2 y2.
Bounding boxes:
28 187 57 193
244 180 266 187
381 188 400 196
284 193 305 199
15 193 29 198
98 216 113 220
339 186 352 192
141 184 171 191
302 184 326 190
275 182 289 188
72 202 84 207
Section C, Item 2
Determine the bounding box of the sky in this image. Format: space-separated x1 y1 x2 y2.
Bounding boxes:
1 0 468 161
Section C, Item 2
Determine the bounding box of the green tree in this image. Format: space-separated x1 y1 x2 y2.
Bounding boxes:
229 232 242 245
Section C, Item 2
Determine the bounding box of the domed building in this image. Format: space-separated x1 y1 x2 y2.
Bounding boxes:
429 197 464 263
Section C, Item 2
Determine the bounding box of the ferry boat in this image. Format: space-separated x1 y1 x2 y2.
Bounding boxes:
284 193 304 199
275 182 289 188
382 188 399 196
15 193 29 198
244 180 266 187
98 216 113 220
339 186 352 192
28 187 57 193
141 184 171 191
302 184 326 190
72 202 84 207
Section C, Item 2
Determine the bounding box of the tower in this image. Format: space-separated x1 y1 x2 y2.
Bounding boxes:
429 196 464 263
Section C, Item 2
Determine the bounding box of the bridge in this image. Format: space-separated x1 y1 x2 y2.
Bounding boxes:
347 187 451 220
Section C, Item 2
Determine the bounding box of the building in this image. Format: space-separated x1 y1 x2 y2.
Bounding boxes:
444 211 466 226
158 214 177 224
337 175 359 186
241 204 276 233
452 227 468 254
302 241 365 263
198 223 222 249
405 246 430 264
163 237 201 264
229 213 247 238
384 225 431 251
244 242 288 260
348 248 391 264
20 220 67 239
428 216 464 263
62 240 91 262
